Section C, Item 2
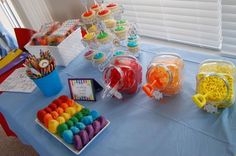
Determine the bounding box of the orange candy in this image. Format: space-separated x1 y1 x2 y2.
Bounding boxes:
56 107 64 115
143 54 184 96
51 111 59 119
60 103 69 111
66 99 74 107
44 113 53 127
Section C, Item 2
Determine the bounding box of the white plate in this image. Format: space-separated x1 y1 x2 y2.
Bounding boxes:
35 118 110 155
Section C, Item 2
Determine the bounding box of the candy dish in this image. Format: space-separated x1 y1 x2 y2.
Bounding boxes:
36 96 110 155
35 118 110 155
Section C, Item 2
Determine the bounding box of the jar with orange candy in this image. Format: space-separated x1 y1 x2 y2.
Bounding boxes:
143 53 184 100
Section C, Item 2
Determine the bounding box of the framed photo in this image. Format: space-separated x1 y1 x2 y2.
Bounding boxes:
68 78 97 101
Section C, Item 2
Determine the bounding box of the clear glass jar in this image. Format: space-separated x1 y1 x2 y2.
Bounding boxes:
143 53 184 100
102 55 142 99
192 60 235 113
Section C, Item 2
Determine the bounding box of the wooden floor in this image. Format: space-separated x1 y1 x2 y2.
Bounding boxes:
0 125 38 156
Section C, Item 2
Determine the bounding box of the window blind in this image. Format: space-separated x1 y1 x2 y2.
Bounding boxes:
106 0 222 49
222 0 236 54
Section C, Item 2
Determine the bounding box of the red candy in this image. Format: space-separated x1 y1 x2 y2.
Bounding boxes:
37 110 47 123
59 95 69 102
91 4 99 9
103 56 142 95
83 10 93 17
98 9 109 16
49 103 57 110
45 107 53 113
107 3 117 8
52 99 63 106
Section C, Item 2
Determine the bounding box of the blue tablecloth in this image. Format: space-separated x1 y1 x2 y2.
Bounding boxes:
1 43 236 156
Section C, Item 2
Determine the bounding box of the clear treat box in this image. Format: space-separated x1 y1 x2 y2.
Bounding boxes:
25 28 83 67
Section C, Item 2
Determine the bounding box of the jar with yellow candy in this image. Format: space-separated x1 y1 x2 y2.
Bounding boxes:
142 53 184 100
192 60 235 113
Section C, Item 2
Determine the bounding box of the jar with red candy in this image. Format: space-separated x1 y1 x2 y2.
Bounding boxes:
102 55 142 99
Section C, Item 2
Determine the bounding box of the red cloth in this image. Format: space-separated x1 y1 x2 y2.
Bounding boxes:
14 28 36 51
0 63 24 137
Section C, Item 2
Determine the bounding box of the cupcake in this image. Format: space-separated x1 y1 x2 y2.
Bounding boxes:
104 19 116 29
91 4 101 12
83 32 96 42
116 19 127 27
127 41 139 54
84 50 95 60
128 35 138 42
81 10 96 23
97 9 111 20
113 51 126 56
114 26 127 40
93 52 106 64
88 25 97 33
96 31 110 44
82 32 97 49
106 3 119 12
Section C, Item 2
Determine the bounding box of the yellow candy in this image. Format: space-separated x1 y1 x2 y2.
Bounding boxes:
65 107 76 116
84 33 95 40
48 120 59 134
73 103 83 112
61 113 71 121
197 73 234 108
56 116 65 124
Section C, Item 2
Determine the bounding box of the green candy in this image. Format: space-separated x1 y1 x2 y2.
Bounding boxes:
115 26 125 31
74 112 83 121
66 120 74 128
97 32 108 39
81 108 90 116
117 19 126 24
70 117 78 124
57 123 68 136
